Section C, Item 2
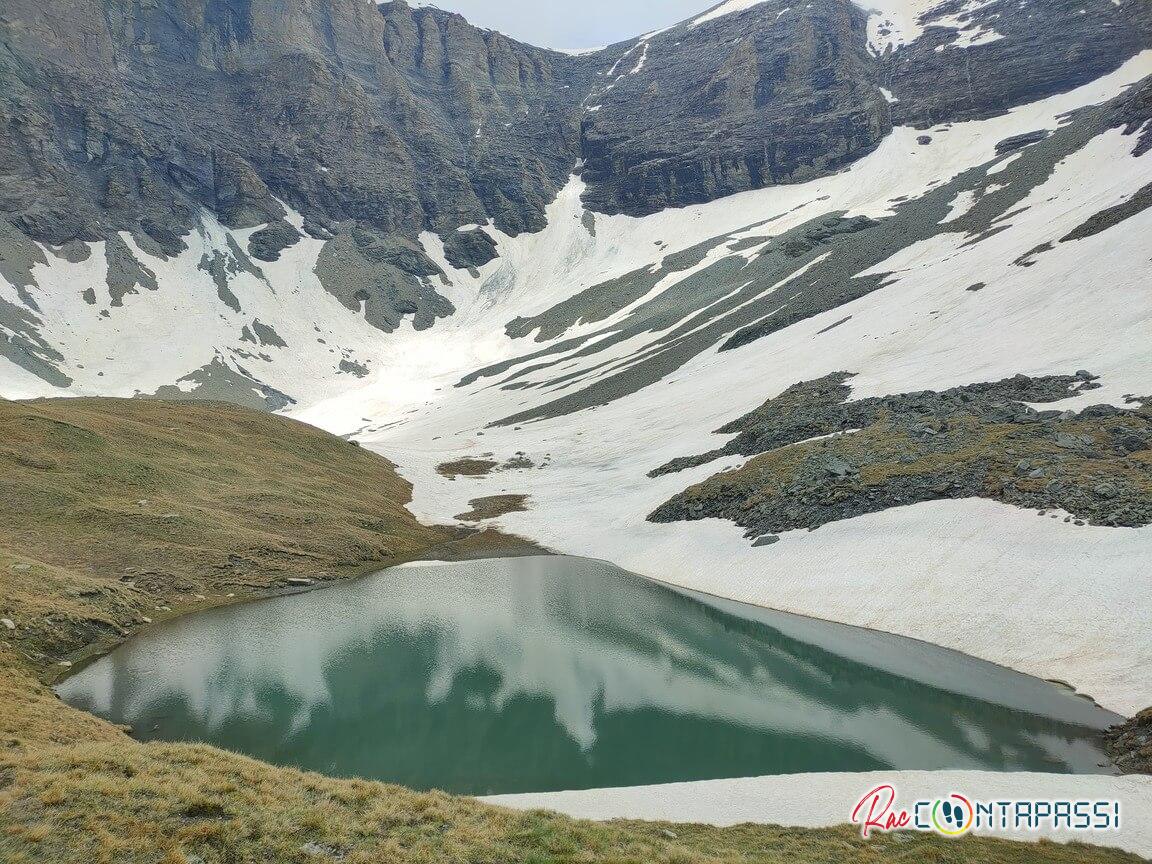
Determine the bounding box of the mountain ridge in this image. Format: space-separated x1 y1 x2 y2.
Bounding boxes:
3 0 1147 260
0 0 1149 432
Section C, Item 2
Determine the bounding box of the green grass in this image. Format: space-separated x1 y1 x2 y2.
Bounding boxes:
0 397 1143 863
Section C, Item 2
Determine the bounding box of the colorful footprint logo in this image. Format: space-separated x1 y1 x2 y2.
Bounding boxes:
931 794 974 836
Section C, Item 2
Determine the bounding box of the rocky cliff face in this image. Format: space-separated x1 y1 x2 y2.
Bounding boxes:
2 0 1148 249
879 0 1152 127
579 0 1152 216
0 0 615 344
0 0 1149 400
0 0 600 251
378 3 601 237
579 0 891 216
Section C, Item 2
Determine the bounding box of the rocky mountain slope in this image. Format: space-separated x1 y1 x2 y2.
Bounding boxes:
1 0 1151 721
1 0 1149 404
295 48 1152 718
0 0 604 375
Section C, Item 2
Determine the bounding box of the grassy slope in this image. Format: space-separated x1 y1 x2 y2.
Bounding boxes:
0 397 1142 863
0 396 460 673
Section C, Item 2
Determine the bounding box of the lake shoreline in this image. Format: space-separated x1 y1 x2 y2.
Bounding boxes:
485 771 1152 858
58 555 1123 789
47 526 549 686
49 534 1137 782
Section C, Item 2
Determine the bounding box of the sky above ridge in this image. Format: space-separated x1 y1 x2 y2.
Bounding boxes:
410 1 713 50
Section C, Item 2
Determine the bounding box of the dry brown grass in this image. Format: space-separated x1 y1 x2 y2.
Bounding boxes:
0 397 1144 863
1 713 1143 864
4 642 1142 863
0 396 462 674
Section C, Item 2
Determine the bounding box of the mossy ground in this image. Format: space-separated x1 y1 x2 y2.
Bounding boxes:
0 397 1144 862
1107 708 1152 775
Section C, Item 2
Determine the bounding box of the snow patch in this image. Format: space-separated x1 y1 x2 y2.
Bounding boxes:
690 0 772 28
0 208 394 406
627 41 649 76
553 46 607 56
928 0 1005 49
855 0 942 54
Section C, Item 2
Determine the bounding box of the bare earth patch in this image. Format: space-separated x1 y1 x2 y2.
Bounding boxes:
436 457 499 478
456 494 530 522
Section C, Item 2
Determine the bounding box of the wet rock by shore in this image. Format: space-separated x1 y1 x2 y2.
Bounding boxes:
1107 708 1152 775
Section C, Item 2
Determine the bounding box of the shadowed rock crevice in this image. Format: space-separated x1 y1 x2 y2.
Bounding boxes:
649 372 1152 538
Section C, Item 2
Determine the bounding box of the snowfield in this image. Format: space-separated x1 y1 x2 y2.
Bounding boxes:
855 0 942 54
691 0 774 28
0 210 390 408
289 53 1152 718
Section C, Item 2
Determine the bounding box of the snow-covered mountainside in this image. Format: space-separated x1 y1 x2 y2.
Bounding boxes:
295 57 1152 714
2 0 1151 711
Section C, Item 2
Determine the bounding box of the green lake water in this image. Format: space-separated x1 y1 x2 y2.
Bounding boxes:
56 556 1119 795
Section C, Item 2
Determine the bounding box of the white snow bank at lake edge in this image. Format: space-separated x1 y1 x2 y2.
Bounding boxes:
485 772 1152 857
